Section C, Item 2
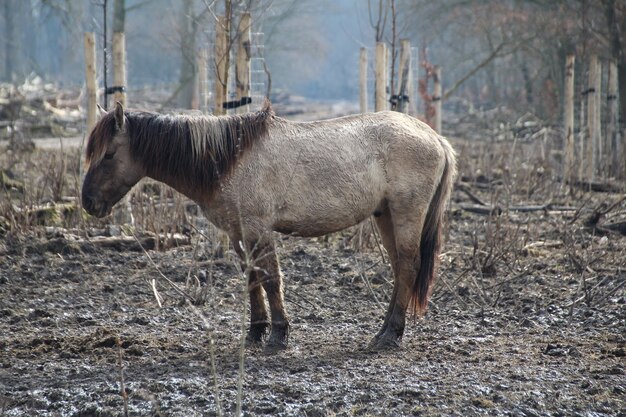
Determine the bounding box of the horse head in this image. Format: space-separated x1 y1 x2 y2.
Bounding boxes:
81 101 145 218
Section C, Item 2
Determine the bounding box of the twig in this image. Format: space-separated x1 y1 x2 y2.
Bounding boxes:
116 337 129 417
132 233 196 303
568 197 593 225
436 273 478 308
369 217 388 266
471 268 491 306
151 279 163 308
356 226 386 311
286 287 319 312
186 301 223 417
360 269 386 311
483 269 528 290
593 279 626 306
234 249 249 417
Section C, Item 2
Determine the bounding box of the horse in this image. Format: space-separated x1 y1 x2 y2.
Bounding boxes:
81 101 456 351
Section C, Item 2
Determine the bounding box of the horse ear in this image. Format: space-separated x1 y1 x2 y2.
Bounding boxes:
96 103 107 120
114 101 125 131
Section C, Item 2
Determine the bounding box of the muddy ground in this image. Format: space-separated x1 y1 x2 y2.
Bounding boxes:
1 120 625 416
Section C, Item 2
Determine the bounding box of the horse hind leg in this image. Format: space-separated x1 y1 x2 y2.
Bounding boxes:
370 208 399 345
371 207 425 350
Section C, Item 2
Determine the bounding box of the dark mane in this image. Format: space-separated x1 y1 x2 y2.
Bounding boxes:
85 111 118 168
86 103 274 190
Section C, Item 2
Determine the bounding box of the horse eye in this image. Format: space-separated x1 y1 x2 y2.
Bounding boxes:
104 152 115 160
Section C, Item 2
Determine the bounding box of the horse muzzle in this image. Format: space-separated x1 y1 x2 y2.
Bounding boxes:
82 193 111 218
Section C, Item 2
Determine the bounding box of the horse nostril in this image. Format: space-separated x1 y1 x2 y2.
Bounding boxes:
82 194 95 212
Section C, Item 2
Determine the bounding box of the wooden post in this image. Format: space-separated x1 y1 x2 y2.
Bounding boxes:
607 60 619 178
596 61 603 178
586 55 600 182
433 66 442 134
236 12 251 114
214 15 228 115
197 49 208 113
112 32 127 107
397 39 411 114
579 92 586 180
564 54 575 185
84 32 97 134
375 42 387 112
359 47 368 113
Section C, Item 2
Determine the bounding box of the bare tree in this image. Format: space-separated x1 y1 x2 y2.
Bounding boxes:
2 1 17 82
603 0 626 126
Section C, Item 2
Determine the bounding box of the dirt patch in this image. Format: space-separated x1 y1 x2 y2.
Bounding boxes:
1 207 625 416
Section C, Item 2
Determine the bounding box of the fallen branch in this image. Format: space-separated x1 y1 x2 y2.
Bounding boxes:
572 180 624 193
583 196 626 233
456 182 488 206
459 203 580 216
600 221 626 235
87 233 189 251
1 170 24 192
459 204 502 216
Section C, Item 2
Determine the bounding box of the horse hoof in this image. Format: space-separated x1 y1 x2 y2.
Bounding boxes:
262 323 289 352
264 339 288 353
245 337 264 349
368 335 402 351
245 322 270 348
265 331 289 352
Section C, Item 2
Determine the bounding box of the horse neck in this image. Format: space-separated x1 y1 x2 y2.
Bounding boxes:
128 113 212 203
127 109 269 204
148 169 204 203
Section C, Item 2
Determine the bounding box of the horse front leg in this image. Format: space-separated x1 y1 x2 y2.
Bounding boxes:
234 243 270 346
246 270 270 346
254 241 290 350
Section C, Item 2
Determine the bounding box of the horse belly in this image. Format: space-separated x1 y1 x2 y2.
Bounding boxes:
272 169 386 237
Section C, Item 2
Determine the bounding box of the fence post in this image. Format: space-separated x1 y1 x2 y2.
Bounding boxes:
214 15 228 115
84 32 97 134
579 89 586 181
112 32 127 107
360 47 368 113
375 42 387 112
607 60 620 178
397 39 411 114
596 60 603 178
197 49 208 113
586 55 600 182
236 12 251 114
564 54 575 185
433 66 442 134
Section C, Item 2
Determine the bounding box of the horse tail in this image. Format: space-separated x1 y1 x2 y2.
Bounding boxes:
412 138 456 314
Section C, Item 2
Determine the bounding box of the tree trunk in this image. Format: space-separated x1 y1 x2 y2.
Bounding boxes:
604 0 626 126
3 0 16 81
176 0 196 108
112 0 126 106
214 15 228 115
113 0 125 33
619 63 626 126
235 12 251 114
564 54 575 184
